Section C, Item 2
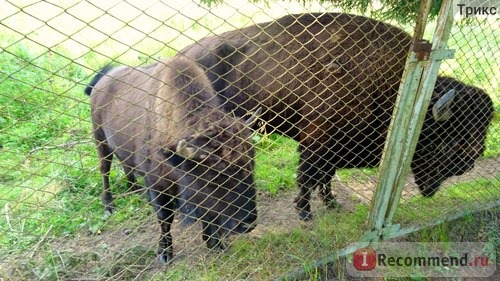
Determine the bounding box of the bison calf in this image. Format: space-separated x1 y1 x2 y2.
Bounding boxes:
85 56 260 263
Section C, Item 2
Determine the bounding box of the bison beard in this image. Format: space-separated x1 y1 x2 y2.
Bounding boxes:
85 57 260 263
181 13 494 220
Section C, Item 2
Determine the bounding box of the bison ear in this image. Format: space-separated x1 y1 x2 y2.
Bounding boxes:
176 139 197 159
432 89 457 122
244 107 262 127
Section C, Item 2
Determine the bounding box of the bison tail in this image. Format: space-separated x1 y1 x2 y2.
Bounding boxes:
84 64 114 96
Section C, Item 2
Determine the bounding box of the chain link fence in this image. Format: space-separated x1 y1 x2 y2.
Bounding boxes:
0 0 498 280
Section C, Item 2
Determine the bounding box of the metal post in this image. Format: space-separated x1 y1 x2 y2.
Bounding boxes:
363 0 456 242
384 0 456 223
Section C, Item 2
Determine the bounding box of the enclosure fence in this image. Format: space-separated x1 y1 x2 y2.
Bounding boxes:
0 0 498 280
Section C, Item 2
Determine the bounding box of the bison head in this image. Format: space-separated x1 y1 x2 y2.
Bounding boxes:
175 109 261 243
411 77 493 197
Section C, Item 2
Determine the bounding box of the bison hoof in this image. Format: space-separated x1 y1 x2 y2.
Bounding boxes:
206 238 227 250
217 241 228 251
324 198 341 209
298 210 313 221
157 251 173 265
103 208 114 219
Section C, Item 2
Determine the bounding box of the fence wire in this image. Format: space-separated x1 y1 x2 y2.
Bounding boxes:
0 0 498 280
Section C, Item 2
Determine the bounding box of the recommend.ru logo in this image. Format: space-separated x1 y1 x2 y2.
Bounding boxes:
346 242 496 278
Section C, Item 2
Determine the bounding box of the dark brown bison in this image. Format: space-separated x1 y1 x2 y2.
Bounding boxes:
181 13 494 220
85 56 260 263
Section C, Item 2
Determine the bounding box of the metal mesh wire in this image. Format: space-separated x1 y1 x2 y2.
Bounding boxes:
0 0 498 280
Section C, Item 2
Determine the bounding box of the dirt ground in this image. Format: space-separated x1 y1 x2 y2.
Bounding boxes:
5 157 498 280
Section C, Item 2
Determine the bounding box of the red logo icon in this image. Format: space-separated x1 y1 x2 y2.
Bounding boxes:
353 247 376 270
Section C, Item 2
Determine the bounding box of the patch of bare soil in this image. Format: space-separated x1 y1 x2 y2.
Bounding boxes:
4 157 497 280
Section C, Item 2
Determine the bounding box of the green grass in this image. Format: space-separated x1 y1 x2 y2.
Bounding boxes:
484 110 500 158
394 176 500 226
254 134 299 194
0 4 498 280
1 204 371 280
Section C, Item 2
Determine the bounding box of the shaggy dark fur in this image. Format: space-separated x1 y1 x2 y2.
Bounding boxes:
181 13 494 220
86 57 258 263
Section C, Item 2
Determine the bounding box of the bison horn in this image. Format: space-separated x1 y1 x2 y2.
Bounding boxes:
432 89 456 121
176 139 197 159
244 107 262 127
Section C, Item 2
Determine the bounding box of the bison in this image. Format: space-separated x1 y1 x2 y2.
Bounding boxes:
181 13 494 220
85 56 260 263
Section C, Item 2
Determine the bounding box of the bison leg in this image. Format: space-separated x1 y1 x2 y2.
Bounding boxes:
295 143 338 220
295 147 322 220
317 173 341 209
95 138 115 216
202 220 227 250
318 182 340 209
294 185 313 221
122 164 151 202
122 164 139 191
146 174 176 265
